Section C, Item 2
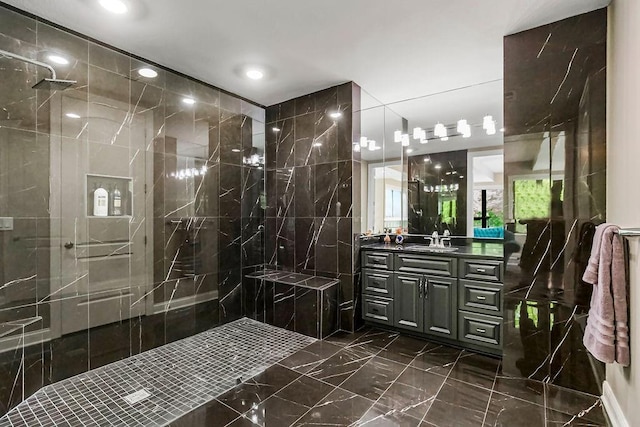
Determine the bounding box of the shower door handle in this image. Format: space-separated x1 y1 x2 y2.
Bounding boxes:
64 242 74 249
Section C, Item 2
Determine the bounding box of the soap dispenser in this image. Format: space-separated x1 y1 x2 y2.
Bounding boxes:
111 185 122 216
93 183 108 217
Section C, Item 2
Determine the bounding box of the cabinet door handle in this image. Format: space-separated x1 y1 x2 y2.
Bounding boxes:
476 268 486 273
423 277 428 299
476 295 486 301
476 328 486 334
418 278 423 298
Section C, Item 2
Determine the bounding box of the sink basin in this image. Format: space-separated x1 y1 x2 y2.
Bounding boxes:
402 244 459 253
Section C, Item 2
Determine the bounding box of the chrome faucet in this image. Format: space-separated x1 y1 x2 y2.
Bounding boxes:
430 231 439 247
441 229 451 247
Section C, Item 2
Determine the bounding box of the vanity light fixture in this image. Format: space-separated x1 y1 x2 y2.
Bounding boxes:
456 119 467 133
353 143 361 152
329 111 342 119
406 148 414 154
401 134 410 147
138 68 158 78
245 69 264 80
483 115 493 129
65 112 81 119
182 97 196 105
412 127 422 140
99 0 128 14
394 130 402 143
48 54 69 65
434 123 446 138
360 136 368 148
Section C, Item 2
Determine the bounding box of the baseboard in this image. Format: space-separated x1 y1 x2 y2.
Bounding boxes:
602 381 630 427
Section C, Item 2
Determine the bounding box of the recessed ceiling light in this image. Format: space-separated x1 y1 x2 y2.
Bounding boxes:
406 148 413 154
272 127 281 132
231 148 241 153
434 164 442 170
313 142 322 147
65 112 81 119
99 0 128 14
138 68 158 78
245 69 264 80
329 111 342 119
48 55 69 65
182 97 196 105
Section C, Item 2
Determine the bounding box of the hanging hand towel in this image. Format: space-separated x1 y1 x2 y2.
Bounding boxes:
582 223 629 366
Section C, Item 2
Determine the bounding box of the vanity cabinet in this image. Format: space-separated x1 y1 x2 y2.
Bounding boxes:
361 248 503 355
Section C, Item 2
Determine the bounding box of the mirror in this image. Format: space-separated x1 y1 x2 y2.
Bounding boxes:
358 80 504 238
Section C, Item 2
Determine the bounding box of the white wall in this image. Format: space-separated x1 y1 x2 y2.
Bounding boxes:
605 1 640 425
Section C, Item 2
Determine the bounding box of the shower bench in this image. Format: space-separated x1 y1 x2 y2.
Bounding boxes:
243 269 339 339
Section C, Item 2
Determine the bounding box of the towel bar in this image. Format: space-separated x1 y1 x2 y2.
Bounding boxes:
616 228 640 237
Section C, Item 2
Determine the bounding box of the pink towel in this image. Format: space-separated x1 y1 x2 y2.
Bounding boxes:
582 223 629 366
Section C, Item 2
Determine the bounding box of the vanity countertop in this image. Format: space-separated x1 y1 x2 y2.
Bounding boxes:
361 242 504 260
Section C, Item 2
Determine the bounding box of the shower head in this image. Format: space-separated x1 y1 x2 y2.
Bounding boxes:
0 48 77 91
32 78 77 90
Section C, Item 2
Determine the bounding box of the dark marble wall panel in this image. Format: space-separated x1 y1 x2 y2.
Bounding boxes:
0 4 263 416
264 82 361 332
503 8 606 395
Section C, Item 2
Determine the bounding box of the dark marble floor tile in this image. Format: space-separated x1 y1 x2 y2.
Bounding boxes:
377 335 428 365
275 375 336 408
293 387 372 427
546 407 607 426
169 399 240 426
242 394 309 427
356 403 426 427
492 375 545 407
346 329 399 354
394 366 447 394
424 379 491 426
278 341 342 373
306 346 376 386
544 384 606 425
447 351 500 389
218 365 301 413
341 356 406 400
376 369 444 420
227 415 261 426
483 393 546 427
409 343 462 376
323 327 371 347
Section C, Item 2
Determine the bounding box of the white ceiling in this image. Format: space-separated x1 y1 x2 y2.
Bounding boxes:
3 0 610 108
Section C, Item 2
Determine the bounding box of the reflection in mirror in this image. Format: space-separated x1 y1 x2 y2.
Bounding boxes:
358 80 504 237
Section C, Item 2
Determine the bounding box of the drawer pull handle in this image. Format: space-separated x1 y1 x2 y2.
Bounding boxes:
476 328 486 333
476 268 486 273
476 296 486 301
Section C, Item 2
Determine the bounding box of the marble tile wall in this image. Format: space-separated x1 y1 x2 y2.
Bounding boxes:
264 83 362 332
502 8 607 395
0 4 264 416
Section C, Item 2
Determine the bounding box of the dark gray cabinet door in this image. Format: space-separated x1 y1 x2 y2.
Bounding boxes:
393 273 423 332
424 276 457 339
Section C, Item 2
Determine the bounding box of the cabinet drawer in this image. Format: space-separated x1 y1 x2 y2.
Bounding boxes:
362 251 394 270
396 254 456 277
459 280 503 316
362 296 394 325
459 259 503 282
458 311 502 350
362 269 394 297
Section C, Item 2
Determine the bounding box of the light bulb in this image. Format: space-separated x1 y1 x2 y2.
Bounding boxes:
138 68 158 78
394 130 402 143
412 127 422 140
483 115 493 130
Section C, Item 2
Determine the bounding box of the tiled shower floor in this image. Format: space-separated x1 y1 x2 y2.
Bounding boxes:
0 318 315 427
172 328 609 427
